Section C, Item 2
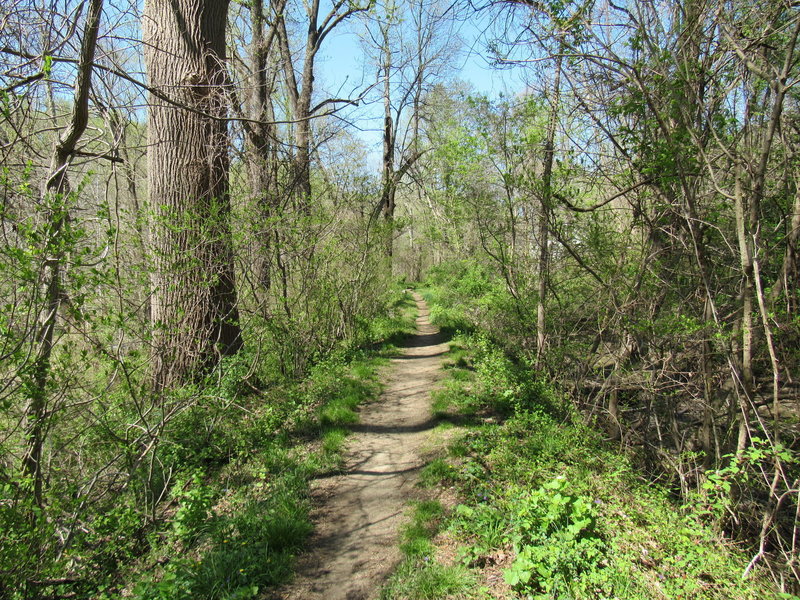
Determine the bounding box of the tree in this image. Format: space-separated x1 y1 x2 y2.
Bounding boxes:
21 0 104 511
367 0 459 258
474 0 800 586
143 0 243 390
276 0 371 212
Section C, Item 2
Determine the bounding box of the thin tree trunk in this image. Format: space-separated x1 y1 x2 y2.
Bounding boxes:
701 296 718 466
770 171 800 313
536 51 562 369
23 0 103 508
246 0 283 294
276 0 316 213
734 161 754 453
381 22 396 258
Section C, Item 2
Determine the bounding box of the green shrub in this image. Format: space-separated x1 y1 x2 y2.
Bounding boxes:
416 303 780 600
134 474 312 600
502 477 606 596
172 472 214 543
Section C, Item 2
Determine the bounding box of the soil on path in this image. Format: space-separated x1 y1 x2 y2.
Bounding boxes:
275 292 447 600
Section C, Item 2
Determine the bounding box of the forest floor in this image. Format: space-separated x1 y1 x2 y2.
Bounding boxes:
273 292 447 600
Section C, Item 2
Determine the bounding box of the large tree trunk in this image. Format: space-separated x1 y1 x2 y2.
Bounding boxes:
143 0 242 391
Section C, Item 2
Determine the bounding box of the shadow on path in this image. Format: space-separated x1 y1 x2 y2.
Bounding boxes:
277 292 449 600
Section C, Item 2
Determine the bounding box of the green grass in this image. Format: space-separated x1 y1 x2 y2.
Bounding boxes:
369 291 419 350
382 500 481 600
399 500 445 557
125 288 419 600
351 361 377 380
321 427 348 460
321 426 348 452
385 290 785 600
318 401 359 427
418 458 458 488
430 389 452 417
380 560 477 600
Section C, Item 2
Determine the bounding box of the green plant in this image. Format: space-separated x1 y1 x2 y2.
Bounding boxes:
451 502 507 563
383 498 479 600
695 437 799 522
419 458 457 487
503 477 606 596
172 472 214 543
400 500 444 558
321 427 348 463
380 560 477 600
135 475 312 600
318 402 359 427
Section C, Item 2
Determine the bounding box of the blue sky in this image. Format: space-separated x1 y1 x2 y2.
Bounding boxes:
314 9 527 166
317 9 525 97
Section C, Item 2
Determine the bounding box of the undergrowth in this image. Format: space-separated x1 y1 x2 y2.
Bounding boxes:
395 287 786 599
117 289 418 600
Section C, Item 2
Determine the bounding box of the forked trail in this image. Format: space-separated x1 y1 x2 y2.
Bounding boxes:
276 292 447 600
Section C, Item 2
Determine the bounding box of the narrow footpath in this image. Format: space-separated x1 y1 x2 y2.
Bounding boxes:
276 292 447 600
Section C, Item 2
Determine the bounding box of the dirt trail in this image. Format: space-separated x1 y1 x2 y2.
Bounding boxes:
276 292 447 600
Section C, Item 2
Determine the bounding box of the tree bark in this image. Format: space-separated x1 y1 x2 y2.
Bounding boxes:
769 182 800 313
276 1 316 212
536 50 562 369
733 160 755 452
245 0 283 294
143 0 242 391
380 20 396 258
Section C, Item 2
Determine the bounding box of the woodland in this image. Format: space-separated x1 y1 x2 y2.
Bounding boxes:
1 0 799 598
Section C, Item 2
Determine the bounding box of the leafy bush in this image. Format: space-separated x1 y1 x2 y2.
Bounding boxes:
503 477 607 597
134 473 313 600
172 472 214 542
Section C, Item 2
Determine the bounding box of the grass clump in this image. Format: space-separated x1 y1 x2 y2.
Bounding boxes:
381 561 476 600
419 458 458 488
399 500 445 558
318 401 359 427
382 500 480 600
321 427 348 457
